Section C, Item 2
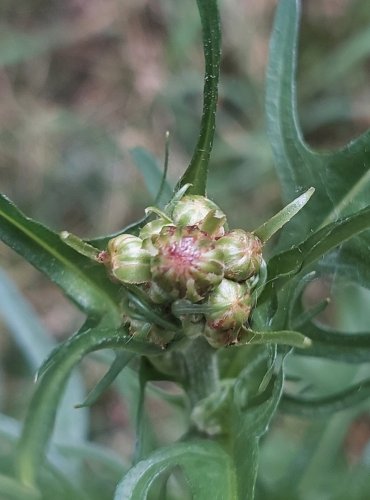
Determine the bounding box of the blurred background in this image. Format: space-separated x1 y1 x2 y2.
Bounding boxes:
1 0 370 498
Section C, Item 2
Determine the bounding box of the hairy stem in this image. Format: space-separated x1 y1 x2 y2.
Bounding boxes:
184 337 219 406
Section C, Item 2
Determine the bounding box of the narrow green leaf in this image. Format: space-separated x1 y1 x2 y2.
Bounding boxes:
176 0 221 195
254 187 314 242
296 320 370 363
114 441 237 500
238 327 310 349
0 193 120 318
0 270 88 457
281 377 370 417
75 351 134 408
16 320 171 488
266 0 370 292
261 205 370 303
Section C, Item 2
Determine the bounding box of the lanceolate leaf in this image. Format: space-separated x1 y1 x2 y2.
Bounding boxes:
266 0 370 237
114 441 237 500
260 205 370 303
16 320 172 488
281 377 370 416
295 320 370 363
266 0 370 290
176 0 221 195
254 187 314 243
0 194 120 318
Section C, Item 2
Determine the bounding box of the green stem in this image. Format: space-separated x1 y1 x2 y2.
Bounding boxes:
184 337 219 406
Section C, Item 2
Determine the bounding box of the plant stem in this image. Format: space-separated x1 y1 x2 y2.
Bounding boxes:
184 337 219 406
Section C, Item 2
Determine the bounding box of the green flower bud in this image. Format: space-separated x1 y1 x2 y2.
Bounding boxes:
150 226 224 303
205 279 252 331
107 234 151 284
216 229 263 281
172 195 226 237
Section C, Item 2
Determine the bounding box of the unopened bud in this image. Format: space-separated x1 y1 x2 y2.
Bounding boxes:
107 234 151 284
216 229 262 281
172 195 226 237
205 279 252 331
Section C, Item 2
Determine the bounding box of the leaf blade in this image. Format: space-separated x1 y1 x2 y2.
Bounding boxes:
0 194 120 318
114 440 237 500
176 0 221 195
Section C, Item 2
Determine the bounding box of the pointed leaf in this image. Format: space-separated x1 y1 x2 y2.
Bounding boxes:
16 320 172 488
296 320 370 363
266 0 370 294
261 206 370 302
176 0 221 195
266 0 370 237
238 329 311 349
0 193 120 317
254 187 314 243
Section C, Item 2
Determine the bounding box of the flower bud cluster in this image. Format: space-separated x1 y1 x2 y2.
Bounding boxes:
105 195 263 348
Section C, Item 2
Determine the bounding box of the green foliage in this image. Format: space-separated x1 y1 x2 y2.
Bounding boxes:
1 0 370 499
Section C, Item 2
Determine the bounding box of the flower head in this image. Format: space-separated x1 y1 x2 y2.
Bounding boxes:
149 225 224 303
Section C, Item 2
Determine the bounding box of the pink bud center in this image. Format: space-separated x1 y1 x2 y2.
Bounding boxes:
165 237 201 272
